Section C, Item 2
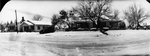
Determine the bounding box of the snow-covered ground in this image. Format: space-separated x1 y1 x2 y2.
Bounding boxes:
0 30 149 56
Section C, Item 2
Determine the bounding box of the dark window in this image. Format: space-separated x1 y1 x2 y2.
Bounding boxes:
43 26 45 29
24 26 28 32
37 26 40 30
31 26 34 30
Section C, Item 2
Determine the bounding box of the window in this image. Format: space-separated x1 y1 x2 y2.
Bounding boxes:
37 26 40 30
31 26 34 30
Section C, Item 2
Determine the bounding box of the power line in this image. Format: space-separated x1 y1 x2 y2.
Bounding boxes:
5 9 51 19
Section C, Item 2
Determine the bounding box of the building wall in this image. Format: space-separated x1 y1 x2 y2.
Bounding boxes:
20 25 50 32
34 25 39 32
19 23 29 32
34 25 45 32
8 26 16 32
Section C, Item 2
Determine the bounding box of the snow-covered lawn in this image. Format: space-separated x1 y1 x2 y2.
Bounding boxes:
0 30 149 56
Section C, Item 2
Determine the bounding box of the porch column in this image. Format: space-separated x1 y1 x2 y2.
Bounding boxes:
22 26 24 32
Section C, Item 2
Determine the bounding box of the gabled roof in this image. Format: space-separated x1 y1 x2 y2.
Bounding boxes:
22 21 33 25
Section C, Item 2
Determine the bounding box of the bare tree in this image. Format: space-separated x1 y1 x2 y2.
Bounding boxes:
72 0 112 29
32 14 43 21
124 4 150 29
106 9 119 20
112 10 119 20
59 10 68 19
51 10 73 30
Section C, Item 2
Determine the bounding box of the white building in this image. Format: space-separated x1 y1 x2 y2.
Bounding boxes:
19 20 52 32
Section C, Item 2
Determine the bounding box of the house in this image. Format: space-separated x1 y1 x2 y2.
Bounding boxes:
66 16 126 31
7 23 17 32
19 20 52 32
7 17 52 32
73 20 93 28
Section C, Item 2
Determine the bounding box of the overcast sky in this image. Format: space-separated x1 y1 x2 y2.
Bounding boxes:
0 0 150 23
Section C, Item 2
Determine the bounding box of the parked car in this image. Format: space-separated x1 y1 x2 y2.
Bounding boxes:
39 25 55 34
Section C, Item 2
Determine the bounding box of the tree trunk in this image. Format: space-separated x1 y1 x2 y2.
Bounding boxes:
65 17 71 28
136 23 141 30
92 21 98 31
89 18 99 31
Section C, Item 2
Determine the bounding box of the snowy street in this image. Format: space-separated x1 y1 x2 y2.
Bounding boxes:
0 30 149 56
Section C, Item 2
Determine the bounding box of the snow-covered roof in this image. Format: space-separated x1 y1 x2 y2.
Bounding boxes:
141 19 150 26
28 20 52 25
101 15 109 19
23 21 33 25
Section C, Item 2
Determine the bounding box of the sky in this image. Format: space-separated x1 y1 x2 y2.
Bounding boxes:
0 0 150 24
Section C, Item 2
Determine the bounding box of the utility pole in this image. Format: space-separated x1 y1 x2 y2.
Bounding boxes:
15 10 18 33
